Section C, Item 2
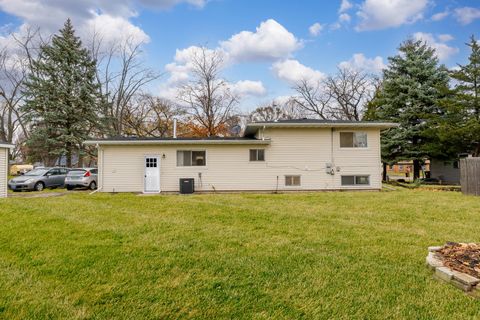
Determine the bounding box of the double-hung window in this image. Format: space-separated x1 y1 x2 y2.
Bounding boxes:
177 150 206 166
249 149 265 161
340 132 368 148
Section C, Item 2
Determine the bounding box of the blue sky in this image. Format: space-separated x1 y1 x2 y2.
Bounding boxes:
0 0 479 112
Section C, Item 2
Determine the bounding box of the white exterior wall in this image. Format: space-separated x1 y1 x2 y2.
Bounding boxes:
0 148 7 198
430 159 460 184
98 127 382 193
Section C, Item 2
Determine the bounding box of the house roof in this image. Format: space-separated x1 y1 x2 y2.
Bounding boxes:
243 119 398 136
0 141 14 149
84 136 271 146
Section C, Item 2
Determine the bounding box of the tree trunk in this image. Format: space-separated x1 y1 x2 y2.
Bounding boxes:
413 159 420 180
66 143 72 168
382 162 387 182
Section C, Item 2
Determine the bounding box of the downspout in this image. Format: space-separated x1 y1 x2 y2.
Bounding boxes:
331 128 335 166
89 144 103 195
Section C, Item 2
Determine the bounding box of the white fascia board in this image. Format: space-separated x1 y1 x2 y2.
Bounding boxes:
0 143 14 149
84 139 272 146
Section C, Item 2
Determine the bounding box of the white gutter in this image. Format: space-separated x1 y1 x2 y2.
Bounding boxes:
84 139 271 146
246 122 399 130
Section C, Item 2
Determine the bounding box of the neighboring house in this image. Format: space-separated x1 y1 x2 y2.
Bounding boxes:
84 119 396 193
429 158 463 184
0 142 14 198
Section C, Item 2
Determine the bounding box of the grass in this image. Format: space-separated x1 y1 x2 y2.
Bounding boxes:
1 190 480 319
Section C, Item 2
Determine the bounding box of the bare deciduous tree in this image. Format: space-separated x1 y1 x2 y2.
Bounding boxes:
249 100 305 122
290 79 332 119
123 94 185 138
290 67 377 121
0 26 43 160
178 47 238 136
325 67 376 121
90 34 161 136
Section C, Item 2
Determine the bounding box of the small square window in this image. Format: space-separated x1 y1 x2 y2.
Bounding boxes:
249 149 265 161
285 175 301 186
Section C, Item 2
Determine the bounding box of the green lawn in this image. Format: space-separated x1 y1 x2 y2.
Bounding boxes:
1 190 480 319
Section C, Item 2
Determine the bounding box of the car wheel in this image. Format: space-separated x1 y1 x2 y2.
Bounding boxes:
34 182 45 192
88 181 97 190
66 186 74 191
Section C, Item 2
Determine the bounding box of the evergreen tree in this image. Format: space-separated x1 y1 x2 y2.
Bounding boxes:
436 36 480 157
369 39 449 179
23 19 100 166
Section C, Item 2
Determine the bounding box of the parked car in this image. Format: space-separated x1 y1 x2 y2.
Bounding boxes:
65 168 98 190
8 167 70 192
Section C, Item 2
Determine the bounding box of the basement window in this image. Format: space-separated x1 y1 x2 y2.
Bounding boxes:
285 175 301 186
177 150 206 166
341 175 370 186
340 132 368 148
249 149 265 161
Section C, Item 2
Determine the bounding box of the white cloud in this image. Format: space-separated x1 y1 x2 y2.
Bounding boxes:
431 10 449 21
309 22 324 37
339 13 351 23
272 59 325 85
220 19 302 62
338 53 386 74
85 13 150 46
230 80 267 97
413 32 459 61
164 45 223 85
330 22 342 31
0 0 208 47
437 34 454 42
454 7 480 25
355 0 429 31
339 0 353 13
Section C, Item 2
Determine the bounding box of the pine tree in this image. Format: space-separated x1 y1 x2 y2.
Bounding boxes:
23 19 100 166
369 39 449 179
447 36 480 156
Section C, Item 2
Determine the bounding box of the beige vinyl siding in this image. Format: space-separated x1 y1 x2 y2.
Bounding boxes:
99 127 382 193
0 148 7 197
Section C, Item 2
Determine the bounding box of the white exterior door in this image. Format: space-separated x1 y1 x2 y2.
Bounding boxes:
144 156 160 193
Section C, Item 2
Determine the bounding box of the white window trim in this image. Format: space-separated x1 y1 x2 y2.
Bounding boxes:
338 131 369 150
176 149 208 168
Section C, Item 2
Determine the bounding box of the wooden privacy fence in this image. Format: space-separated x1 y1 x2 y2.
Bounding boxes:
460 158 480 196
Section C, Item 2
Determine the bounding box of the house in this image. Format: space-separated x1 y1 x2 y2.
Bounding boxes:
429 158 465 185
0 141 14 198
84 120 396 193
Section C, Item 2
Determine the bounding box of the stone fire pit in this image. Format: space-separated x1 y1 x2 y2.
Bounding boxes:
427 242 480 296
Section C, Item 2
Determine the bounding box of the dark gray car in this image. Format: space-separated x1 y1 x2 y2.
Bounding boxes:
8 167 69 191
